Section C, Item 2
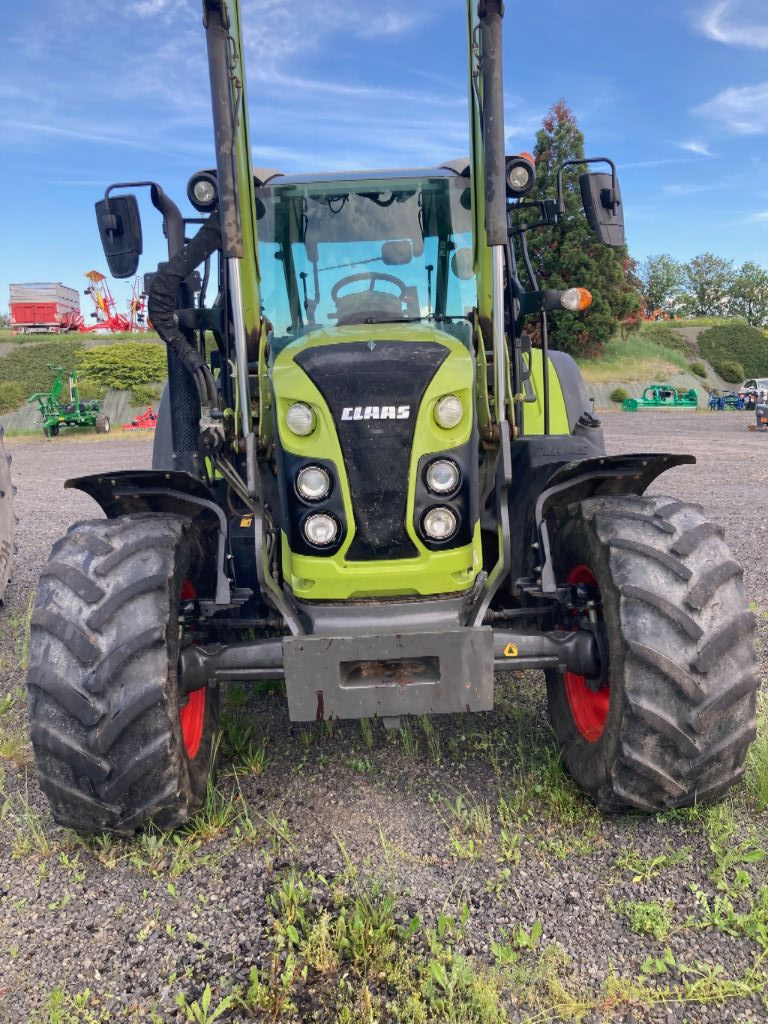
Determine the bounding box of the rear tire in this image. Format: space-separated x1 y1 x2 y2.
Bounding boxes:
28 513 219 833
0 426 15 605
545 494 758 812
94 414 110 434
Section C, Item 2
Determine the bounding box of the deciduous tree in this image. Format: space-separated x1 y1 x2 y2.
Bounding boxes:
638 254 682 317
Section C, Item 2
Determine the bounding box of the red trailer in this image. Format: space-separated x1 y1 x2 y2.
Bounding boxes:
9 283 83 334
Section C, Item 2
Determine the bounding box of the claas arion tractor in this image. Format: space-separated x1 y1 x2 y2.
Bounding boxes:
27 0 757 833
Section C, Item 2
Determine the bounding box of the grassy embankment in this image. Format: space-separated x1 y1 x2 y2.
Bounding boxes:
578 318 768 389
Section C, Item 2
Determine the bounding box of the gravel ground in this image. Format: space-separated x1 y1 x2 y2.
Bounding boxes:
0 413 766 1023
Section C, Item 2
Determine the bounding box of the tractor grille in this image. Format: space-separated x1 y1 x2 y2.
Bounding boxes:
294 341 448 560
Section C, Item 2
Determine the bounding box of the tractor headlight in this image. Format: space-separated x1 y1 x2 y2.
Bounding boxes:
422 507 457 541
286 402 315 436
296 465 331 502
425 459 460 495
505 153 536 198
434 395 464 429
303 513 339 547
187 171 218 211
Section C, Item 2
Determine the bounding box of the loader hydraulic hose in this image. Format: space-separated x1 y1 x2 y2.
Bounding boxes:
148 218 222 409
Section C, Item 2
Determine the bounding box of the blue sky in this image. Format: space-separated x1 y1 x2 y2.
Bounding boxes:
2 0 768 315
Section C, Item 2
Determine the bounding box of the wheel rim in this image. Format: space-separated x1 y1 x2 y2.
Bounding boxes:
178 579 205 760
563 564 610 743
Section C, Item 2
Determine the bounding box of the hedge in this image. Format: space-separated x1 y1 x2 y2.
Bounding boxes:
698 324 768 379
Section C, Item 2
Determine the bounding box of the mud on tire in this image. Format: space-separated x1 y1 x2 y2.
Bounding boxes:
28 513 219 833
546 494 758 812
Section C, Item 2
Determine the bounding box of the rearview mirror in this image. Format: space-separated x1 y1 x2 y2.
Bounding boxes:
94 195 143 278
451 248 474 280
580 172 625 248
381 240 412 265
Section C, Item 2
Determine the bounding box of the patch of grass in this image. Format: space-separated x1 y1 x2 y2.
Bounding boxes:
747 692 768 812
578 334 689 384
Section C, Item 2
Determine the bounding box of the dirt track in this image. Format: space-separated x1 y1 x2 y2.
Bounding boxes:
0 413 766 1023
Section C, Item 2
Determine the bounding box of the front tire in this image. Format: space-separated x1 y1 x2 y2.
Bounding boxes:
546 494 758 812
94 414 110 434
28 513 219 833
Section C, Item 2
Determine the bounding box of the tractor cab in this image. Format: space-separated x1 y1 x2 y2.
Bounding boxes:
253 167 475 351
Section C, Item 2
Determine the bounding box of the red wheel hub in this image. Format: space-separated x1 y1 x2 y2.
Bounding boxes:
179 580 205 760
563 564 609 743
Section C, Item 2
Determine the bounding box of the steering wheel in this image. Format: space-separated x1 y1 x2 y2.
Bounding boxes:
330 272 410 305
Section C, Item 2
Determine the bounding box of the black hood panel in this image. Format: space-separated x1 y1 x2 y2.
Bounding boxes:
295 341 448 560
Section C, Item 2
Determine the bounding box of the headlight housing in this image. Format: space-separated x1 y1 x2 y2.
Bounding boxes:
303 513 339 547
434 395 464 429
286 402 316 436
425 459 460 495
296 465 331 502
422 507 457 541
187 171 218 211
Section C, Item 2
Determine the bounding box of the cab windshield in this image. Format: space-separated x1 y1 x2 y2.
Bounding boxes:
255 175 476 347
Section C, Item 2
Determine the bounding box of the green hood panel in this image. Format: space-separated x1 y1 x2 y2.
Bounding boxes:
271 326 481 600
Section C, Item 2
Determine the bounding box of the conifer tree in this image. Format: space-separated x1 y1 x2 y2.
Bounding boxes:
523 101 641 356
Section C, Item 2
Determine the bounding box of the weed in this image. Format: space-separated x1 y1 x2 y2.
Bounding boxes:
359 717 374 750
615 846 692 883
399 720 419 757
491 921 543 964
610 897 674 941
705 802 765 897
1 774 51 859
32 985 110 1023
420 714 442 763
176 983 237 1023
183 776 239 841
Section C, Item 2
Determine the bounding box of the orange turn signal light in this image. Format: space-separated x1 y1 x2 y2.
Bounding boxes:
560 287 592 312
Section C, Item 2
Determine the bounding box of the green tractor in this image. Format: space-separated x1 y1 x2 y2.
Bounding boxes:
28 366 110 438
27 0 757 833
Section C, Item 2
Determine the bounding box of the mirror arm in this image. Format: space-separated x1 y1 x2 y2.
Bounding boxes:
556 157 618 214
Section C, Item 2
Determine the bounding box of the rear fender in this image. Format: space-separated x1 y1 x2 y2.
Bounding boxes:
65 470 231 610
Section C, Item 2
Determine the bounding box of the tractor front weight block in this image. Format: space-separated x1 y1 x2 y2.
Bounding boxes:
177 624 602 721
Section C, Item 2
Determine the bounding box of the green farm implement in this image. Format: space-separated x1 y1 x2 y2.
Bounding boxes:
622 384 698 412
28 367 110 437
26 0 757 834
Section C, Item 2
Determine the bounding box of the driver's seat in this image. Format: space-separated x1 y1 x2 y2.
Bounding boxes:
333 291 404 325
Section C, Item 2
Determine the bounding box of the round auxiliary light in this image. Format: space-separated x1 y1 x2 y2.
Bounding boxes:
434 394 464 429
187 171 218 211
422 507 458 541
425 459 460 495
560 287 593 312
286 402 315 436
505 153 536 198
296 465 331 502
303 513 339 547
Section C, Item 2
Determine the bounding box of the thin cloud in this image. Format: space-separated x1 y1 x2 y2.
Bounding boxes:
678 140 714 156
0 119 161 150
698 1 768 49
695 81 768 133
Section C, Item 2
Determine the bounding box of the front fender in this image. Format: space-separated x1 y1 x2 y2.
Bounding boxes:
65 470 231 608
